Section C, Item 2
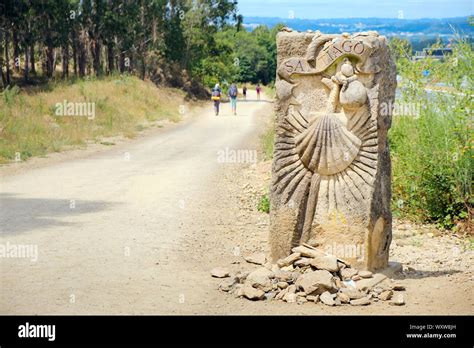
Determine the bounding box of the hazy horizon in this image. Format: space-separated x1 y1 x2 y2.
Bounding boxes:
243 15 470 20
237 0 472 20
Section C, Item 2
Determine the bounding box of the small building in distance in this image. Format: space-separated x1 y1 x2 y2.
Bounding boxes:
413 47 453 61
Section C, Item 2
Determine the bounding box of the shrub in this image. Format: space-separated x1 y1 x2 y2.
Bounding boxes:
389 36 473 231
257 194 270 213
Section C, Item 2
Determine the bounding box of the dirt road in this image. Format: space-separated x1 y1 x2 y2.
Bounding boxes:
0 93 268 314
1 92 472 315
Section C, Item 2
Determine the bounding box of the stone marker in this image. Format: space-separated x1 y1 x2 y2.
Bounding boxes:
270 29 396 271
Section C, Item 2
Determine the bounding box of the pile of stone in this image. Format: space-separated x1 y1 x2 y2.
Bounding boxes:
211 244 405 306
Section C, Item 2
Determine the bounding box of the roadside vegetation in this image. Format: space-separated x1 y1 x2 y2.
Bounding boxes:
0 75 185 163
260 84 275 161
257 98 275 214
390 37 473 233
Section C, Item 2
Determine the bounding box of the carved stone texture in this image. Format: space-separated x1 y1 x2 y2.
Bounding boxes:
270 30 396 271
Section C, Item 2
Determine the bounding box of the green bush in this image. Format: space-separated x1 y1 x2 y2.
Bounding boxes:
1 85 21 106
389 36 473 231
258 194 270 213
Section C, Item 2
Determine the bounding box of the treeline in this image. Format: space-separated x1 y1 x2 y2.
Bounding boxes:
211 24 281 87
0 0 281 94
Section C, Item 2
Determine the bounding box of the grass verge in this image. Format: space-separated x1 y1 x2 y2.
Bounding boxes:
0 74 186 164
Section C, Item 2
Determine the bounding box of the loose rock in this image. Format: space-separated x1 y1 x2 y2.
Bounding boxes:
277 252 301 268
233 284 244 297
320 291 336 306
296 296 308 304
283 292 297 303
275 288 288 300
242 284 266 301
287 284 297 294
295 270 337 295
359 270 373 278
216 247 408 308
307 295 320 303
280 265 294 272
373 287 384 294
341 268 358 280
265 291 277 300
294 258 312 267
234 271 248 284
310 254 339 272
339 288 366 299
379 290 393 301
337 292 351 304
292 245 327 259
389 293 405 306
246 267 274 290
356 273 387 291
218 278 236 292
210 267 230 278
244 252 267 265
350 297 371 306
274 270 294 282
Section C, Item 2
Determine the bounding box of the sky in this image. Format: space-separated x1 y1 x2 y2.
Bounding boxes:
237 0 473 19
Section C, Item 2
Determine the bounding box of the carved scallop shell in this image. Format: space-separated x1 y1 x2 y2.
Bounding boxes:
295 113 361 175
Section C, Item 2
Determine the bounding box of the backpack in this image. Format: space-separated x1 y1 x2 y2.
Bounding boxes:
229 85 237 98
211 89 221 101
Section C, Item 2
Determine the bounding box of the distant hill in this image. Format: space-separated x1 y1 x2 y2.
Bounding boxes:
243 16 473 38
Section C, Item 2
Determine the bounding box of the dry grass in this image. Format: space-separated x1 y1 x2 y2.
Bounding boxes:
0 75 186 164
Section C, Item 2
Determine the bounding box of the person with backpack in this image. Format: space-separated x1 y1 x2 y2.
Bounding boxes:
228 82 238 115
211 83 221 116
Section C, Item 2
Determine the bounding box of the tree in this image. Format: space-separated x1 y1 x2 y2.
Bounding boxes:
0 0 278 90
